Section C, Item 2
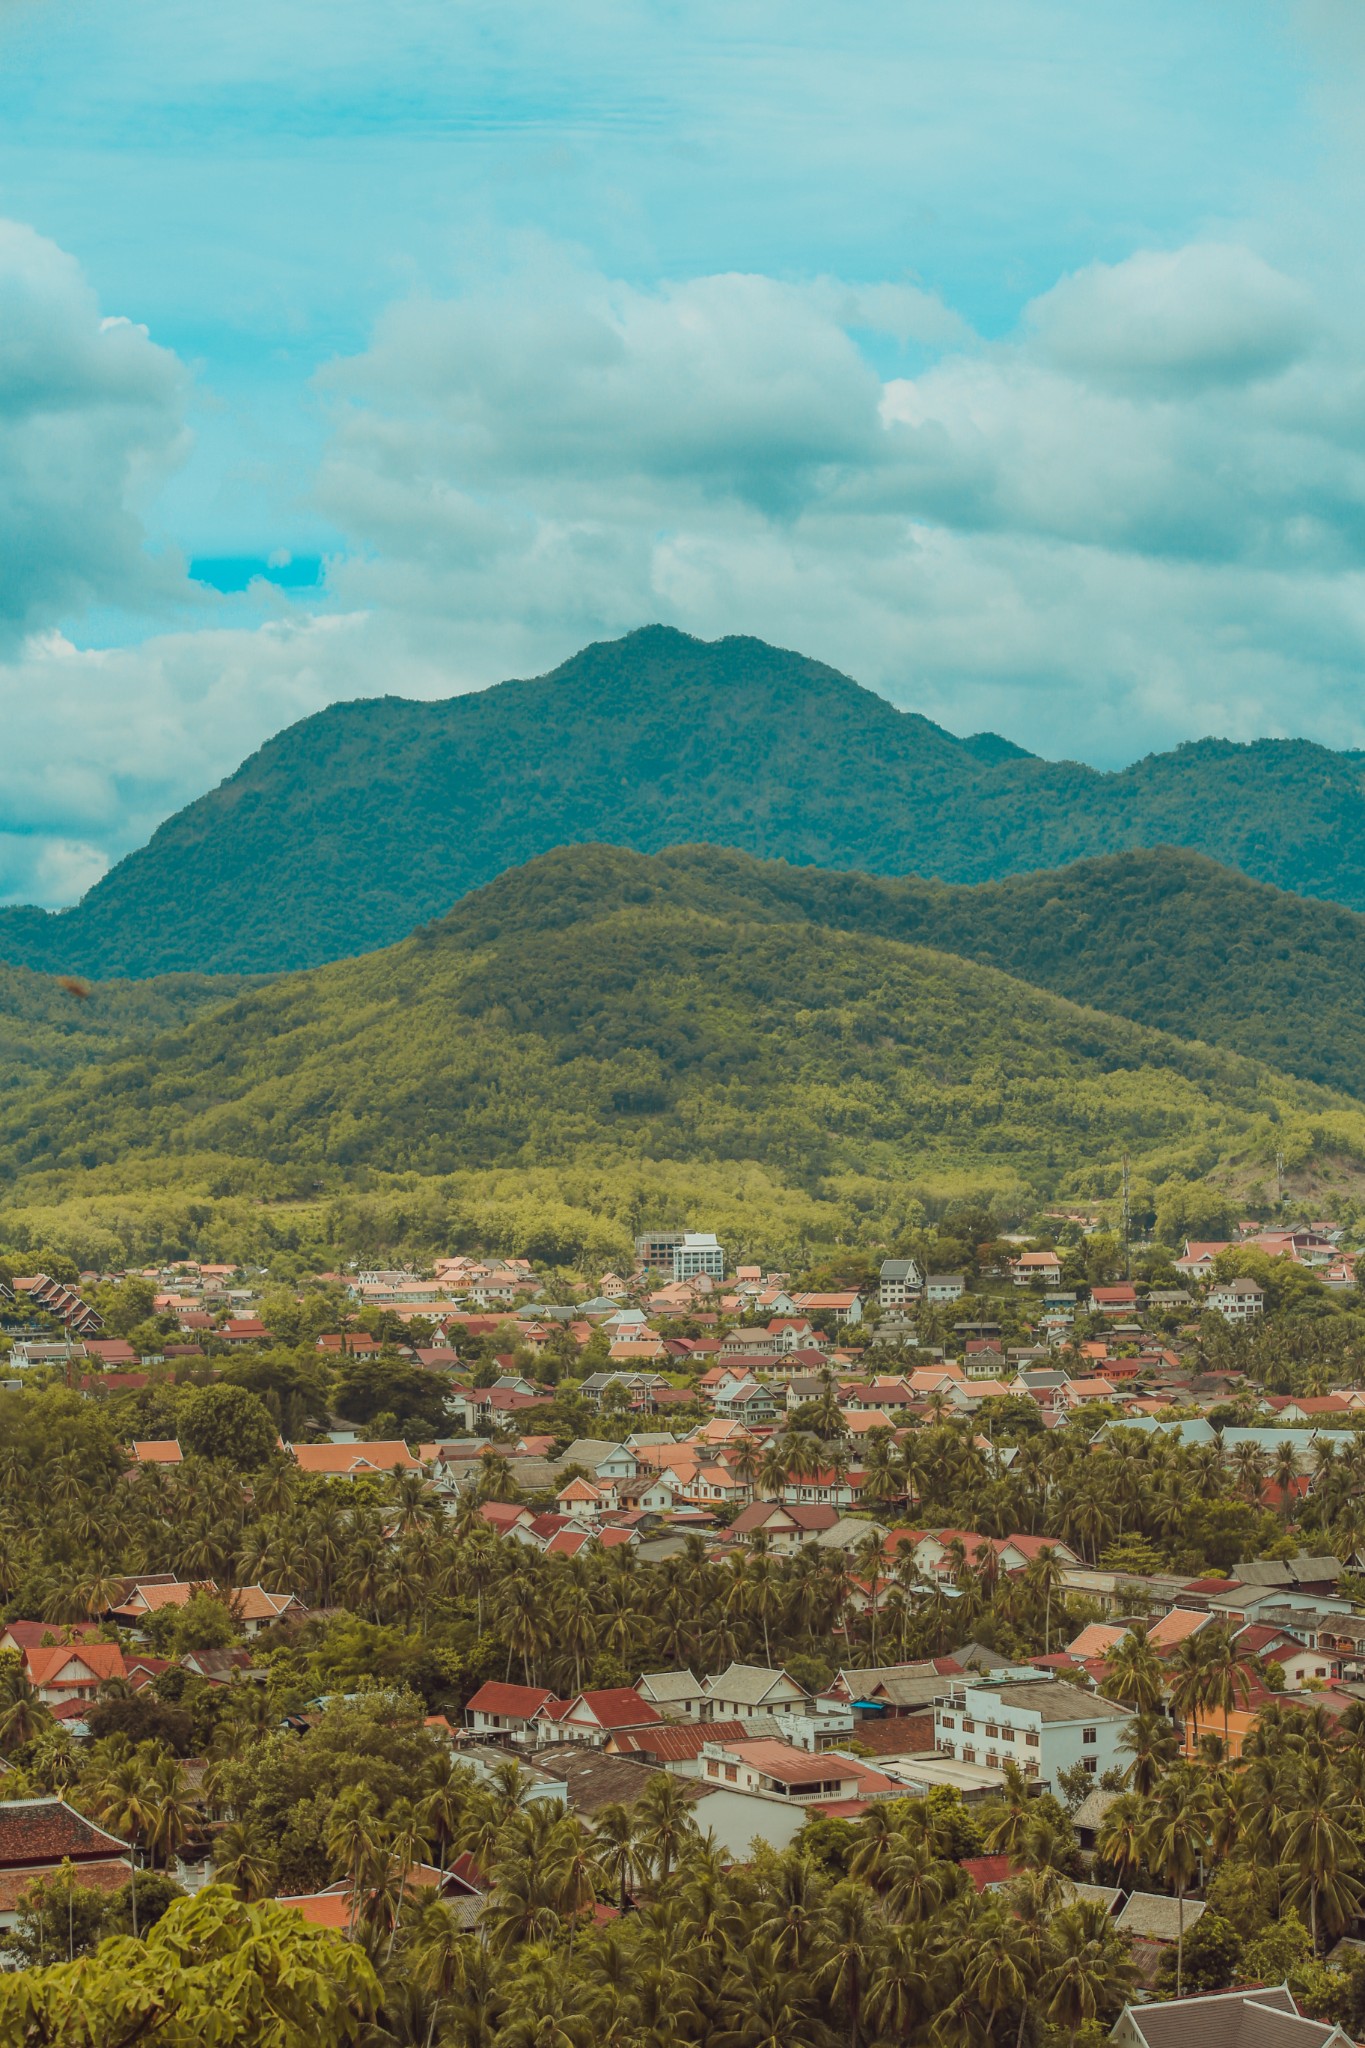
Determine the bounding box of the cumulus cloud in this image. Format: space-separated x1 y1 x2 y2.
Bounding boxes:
305 242 1365 766
10 232 1365 907
0 222 189 644
1025 243 1318 393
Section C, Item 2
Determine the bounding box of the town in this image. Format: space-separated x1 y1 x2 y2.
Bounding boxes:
2 1211 1365 2042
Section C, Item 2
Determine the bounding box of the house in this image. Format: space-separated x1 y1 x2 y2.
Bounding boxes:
289 1440 421 1477
130 1439 183 1466
701 1663 809 1722
1011 1252 1063 1287
878 1259 923 1307
542 1689 665 1746
24 1642 128 1703
698 1736 895 1806
1173 1240 1231 1277
792 1291 864 1326
464 1681 557 1742
0 1799 132 1931
933 1677 1133 1787
606 1718 751 1775
728 1502 840 1553
635 1670 709 1718
1207 1277 1265 1321
924 1274 966 1304
1110 1985 1352 2048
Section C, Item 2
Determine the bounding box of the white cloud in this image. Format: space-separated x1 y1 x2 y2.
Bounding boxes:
1025 243 1318 393
9 234 1365 908
0 221 189 644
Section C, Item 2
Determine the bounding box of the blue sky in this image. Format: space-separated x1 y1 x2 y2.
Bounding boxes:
2 0 1364 904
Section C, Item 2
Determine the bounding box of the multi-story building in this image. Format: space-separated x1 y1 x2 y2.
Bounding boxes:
878 1258 923 1307
635 1230 686 1273
673 1233 725 1282
933 1678 1133 1788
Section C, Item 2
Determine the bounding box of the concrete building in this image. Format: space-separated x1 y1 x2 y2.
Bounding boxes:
933 1677 1133 1788
673 1233 725 1282
878 1258 923 1307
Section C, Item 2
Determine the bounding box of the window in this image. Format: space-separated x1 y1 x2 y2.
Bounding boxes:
985 1722 998 1740
707 1760 719 1777
940 1715 955 1730
1025 1731 1039 1748
1023 1760 1040 1778
1082 1728 1097 1745
962 1718 976 1734
1000 1726 1015 1743
986 1752 998 1768
962 1746 976 1763
724 1764 737 1783
1082 1757 1097 1775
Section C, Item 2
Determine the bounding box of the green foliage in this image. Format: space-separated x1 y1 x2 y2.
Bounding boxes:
1156 1910 1242 1993
10 624 1365 989
6 845 1365 1267
177 1384 277 1469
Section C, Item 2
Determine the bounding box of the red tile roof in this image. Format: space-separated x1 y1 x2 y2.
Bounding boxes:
567 1688 665 1730
0 1798 129 1866
465 1682 555 1720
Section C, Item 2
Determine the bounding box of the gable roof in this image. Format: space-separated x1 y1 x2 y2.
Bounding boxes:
465 1681 555 1720
0 1797 129 1865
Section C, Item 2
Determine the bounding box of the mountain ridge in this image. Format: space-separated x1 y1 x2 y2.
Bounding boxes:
6 625 1365 976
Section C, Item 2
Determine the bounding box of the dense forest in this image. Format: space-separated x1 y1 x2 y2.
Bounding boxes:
6 626 1365 976
3 846 1363 1270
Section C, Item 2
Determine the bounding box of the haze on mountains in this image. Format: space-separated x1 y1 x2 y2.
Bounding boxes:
5 627 1365 978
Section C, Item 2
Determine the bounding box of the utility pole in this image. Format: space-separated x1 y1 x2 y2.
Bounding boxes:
1121 1154 1132 1280
1275 1148 1286 1210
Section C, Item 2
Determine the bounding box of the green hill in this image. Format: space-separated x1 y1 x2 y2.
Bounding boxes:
0 963 255 1098
5 626 1365 977
4 846 1362 1267
632 845 1365 1102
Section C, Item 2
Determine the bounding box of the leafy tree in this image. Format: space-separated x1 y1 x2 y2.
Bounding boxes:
177 1383 277 1469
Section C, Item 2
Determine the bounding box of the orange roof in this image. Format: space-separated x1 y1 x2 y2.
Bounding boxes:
130 1440 183 1464
290 1441 420 1474
27 1643 128 1686
1147 1608 1212 1650
1067 1623 1127 1659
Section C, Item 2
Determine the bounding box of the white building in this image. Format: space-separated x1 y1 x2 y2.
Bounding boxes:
933 1677 1133 1788
878 1258 923 1307
924 1274 966 1304
673 1233 725 1282
1207 1277 1265 1322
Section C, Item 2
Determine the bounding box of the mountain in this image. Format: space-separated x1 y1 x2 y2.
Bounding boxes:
5 627 1365 978
4 846 1361 1269
635 845 1365 1103
0 963 254 1099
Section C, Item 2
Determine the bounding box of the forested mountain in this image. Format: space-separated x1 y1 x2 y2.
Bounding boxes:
5 626 1365 977
4 847 1362 1266
0 962 254 1097
632 845 1365 1102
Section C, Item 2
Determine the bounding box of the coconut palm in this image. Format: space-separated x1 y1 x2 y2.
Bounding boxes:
1141 1766 1211 1995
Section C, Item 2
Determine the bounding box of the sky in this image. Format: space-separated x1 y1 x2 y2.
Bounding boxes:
3 0 1365 905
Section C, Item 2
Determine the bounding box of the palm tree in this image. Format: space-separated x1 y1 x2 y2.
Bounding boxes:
637 1770 700 1891
212 1817 278 1901
326 1784 384 1936
812 1882 878 2048
145 1753 198 1871
1167 1631 1214 1754
1101 1629 1164 1715
89 1756 156 1937
1118 1711 1177 1798
963 1902 1035 2048
1271 1440 1302 1525
1042 1898 1135 2047
1141 1766 1210 1995
0 1659 52 1751
592 1802 643 1913
404 1892 474 2048
1282 1755 1363 1952
1095 1792 1148 1887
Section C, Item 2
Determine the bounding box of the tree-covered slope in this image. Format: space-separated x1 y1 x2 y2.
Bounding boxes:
6 626 1365 977
3 848 1361 1230
0 963 256 1098
630 845 1365 1102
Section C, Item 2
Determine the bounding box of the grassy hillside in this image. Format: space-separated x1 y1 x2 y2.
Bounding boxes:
5 626 1365 976
4 846 1362 1269
0 963 256 1097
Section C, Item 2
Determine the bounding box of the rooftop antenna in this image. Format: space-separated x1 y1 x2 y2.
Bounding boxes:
1121 1155 1132 1280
